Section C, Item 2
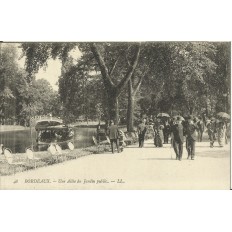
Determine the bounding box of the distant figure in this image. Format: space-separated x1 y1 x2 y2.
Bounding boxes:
163 120 170 144
0 144 4 154
118 129 126 152
153 118 164 147
185 115 198 160
206 118 216 148
217 119 226 147
170 117 184 161
105 120 110 134
137 119 147 148
97 123 101 131
108 120 120 153
203 113 209 127
96 123 101 143
146 123 154 139
197 116 204 142
224 119 229 144
169 117 176 148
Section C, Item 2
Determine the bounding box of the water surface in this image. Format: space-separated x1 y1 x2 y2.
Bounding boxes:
0 127 97 153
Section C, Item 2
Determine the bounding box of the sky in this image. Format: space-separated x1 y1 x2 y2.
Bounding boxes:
15 43 82 91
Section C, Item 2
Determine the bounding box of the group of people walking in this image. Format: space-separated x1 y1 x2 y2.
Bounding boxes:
97 114 229 158
137 115 229 161
206 117 228 148
171 116 198 161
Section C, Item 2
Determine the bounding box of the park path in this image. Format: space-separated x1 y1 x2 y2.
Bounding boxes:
0 140 230 190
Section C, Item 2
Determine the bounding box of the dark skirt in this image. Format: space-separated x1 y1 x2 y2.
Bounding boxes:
154 131 163 147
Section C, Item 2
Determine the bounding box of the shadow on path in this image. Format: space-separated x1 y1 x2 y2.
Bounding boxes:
126 146 171 149
139 158 175 161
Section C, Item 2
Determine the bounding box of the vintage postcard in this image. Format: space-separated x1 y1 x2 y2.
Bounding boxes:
0 41 230 190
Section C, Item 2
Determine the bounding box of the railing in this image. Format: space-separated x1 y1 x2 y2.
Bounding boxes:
30 116 63 127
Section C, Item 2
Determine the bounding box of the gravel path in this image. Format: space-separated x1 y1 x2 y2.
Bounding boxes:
0 140 230 190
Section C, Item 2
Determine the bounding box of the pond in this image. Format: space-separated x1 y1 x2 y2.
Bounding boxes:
0 127 98 153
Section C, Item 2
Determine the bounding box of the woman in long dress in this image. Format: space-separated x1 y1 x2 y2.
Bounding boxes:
153 119 164 147
217 120 226 147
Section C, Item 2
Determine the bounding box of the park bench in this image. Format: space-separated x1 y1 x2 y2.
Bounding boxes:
92 135 111 153
3 148 27 175
118 130 133 146
25 147 44 169
47 143 67 163
124 132 138 144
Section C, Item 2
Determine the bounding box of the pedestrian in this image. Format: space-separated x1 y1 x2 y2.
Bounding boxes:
153 118 164 147
185 115 198 160
108 120 120 153
169 117 176 148
137 119 147 148
118 129 126 152
105 120 110 134
96 123 101 143
163 119 170 144
0 144 4 154
196 116 204 142
217 119 226 147
170 117 184 160
224 118 229 144
146 121 154 139
206 117 217 148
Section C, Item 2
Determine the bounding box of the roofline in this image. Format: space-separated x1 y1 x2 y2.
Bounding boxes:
35 118 63 124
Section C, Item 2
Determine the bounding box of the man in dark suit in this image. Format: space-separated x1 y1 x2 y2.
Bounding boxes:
162 119 170 144
185 115 198 160
206 117 217 148
171 117 184 161
137 119 147 148
108 120 120 154
196 116 204 142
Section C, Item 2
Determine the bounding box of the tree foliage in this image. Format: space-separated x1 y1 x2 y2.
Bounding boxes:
17 41 231 129
137 42 229 117
0 44 61 125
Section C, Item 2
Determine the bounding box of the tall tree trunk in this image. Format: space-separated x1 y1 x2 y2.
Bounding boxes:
127 79 134 132
90 43 141 127
108 91 119 124
126 74 145 132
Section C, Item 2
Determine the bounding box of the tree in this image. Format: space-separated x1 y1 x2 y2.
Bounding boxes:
214 42 231 113
20 41 230 127
58 56 106 122
21 42 141 124
89 43 141 123
0 44 61 125
0 43 22 123
17 78 59 120
125 43 156 131
137 42 219 117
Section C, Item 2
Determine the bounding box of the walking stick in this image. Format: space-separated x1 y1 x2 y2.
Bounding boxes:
170 138 173 160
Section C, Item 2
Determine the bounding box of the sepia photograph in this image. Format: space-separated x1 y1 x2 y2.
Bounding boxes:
0 41 230 190
1 1 232 232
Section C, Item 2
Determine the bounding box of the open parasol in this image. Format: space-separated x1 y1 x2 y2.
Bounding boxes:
157 113 170 118
217 112 230 119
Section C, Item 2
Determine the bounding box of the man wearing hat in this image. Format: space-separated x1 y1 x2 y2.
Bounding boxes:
170 116 184 160
137 119 147 148
197 116 205 142
108 120 120 153
185 115 198 160
206 117 217 147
